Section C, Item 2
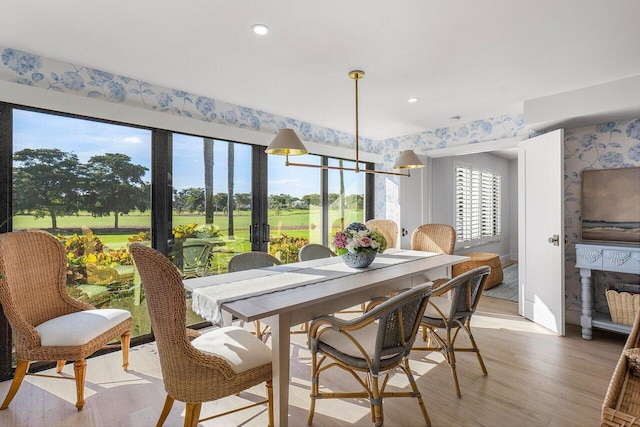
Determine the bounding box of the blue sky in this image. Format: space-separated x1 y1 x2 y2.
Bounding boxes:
13 109 363 198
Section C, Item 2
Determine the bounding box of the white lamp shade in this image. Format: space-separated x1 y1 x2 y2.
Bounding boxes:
393 150 424 169
265 129 308 155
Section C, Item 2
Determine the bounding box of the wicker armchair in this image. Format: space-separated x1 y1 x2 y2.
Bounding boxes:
298 243 336 261
228 252 282 339
181 239 214 278
0 230 132 411
307 283 433 427
365 219 399 250
414 266 490 398
130 244 273 427
411 223 456 255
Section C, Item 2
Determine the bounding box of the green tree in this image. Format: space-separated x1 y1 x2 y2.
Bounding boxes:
85 153 149 229
13 148 82 228
302 193 321 207
176 187 205 213
235 192 251 210
213 193 228 212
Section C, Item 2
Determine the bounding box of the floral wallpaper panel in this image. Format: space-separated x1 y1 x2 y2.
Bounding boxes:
564 118 640 314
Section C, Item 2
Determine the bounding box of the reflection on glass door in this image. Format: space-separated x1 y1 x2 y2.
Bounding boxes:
267 154 321 263
172 135 252 277
328 158 366 242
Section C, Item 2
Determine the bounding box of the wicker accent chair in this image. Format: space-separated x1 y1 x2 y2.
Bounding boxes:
130 244 273 427
307 283 433 427
411 223 456 255
365 219 399 250
0 230 132 412
298 243 336 261
228 252 282 340
413 266 491 398
181 239 214 278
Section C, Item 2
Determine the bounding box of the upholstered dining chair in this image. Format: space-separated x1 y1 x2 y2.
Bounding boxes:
413 266 491 398
365 219 399 250
0 230 132 411
411 223 456 255
298 243 336 261
228 252 282 339
307 282 433 427
130 244 273 427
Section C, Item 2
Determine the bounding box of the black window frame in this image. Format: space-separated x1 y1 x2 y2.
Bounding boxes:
0 101 374 380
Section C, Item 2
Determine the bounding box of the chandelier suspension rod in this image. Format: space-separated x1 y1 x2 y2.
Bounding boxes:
285 155 410 177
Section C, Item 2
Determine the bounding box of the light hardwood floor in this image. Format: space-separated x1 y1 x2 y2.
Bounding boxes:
0 297 626 426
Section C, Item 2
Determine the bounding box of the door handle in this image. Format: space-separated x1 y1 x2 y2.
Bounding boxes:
548 235 559 246
262 223 271 243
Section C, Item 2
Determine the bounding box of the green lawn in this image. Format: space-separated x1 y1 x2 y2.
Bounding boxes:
13 206 363 248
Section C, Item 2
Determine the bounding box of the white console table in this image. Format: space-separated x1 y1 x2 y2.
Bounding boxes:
576 242 640 340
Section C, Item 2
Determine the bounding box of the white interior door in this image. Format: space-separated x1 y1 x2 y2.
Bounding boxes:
399 159 429 248
518 129 565 335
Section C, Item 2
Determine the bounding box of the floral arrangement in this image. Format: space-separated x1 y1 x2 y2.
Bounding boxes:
332 222 387 255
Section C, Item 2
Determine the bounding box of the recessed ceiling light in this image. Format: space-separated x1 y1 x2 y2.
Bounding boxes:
407 97 418 103
251 24 270 35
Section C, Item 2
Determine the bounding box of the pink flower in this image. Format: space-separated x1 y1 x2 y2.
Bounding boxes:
332 231 349 249
359 236 372 247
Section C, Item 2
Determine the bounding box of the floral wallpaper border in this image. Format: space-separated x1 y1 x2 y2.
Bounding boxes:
0 46 373 151
0 45 530 220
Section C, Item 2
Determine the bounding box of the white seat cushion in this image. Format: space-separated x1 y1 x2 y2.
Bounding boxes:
35 309 131 347
191 326 271 374
424 296 451 319
318 321 382 360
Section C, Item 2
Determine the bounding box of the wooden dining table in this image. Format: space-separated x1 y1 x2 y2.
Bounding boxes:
184 249 467 426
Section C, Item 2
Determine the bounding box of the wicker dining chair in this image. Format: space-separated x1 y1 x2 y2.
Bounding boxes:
298 243 336 261
411 223 456 255
228 252 282 339
307 282 433 427
130 244 273 427
0 230 132 412
413 266 491 398
365 219 399 250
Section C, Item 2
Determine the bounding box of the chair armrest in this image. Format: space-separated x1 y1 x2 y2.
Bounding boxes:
364 296 389 312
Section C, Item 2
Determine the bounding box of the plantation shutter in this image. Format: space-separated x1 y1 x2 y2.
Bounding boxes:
481 171 501 236
456 164 501 242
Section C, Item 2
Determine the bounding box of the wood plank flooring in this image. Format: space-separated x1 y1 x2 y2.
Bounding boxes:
0 297 626 426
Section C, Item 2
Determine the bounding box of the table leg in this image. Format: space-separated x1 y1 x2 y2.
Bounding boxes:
579 268 593 340
269 313 291 427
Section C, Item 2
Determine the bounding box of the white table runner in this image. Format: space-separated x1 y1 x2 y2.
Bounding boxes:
189 250 438 324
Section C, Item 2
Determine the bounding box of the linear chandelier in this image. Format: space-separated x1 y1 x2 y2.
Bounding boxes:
265 70 424 177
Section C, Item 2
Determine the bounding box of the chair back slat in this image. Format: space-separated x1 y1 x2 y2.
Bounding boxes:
298 244 335 261
411 223 456 254
365 219 399 250
369 283 432 369
228 252 281 272
444 266 491 324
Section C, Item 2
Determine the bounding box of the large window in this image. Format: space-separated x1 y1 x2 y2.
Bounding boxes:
455 163 501 242
172 135 252 277
12 109 153 337
0 102 373 378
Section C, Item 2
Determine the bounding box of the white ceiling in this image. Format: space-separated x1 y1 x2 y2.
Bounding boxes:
2 1 640 140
